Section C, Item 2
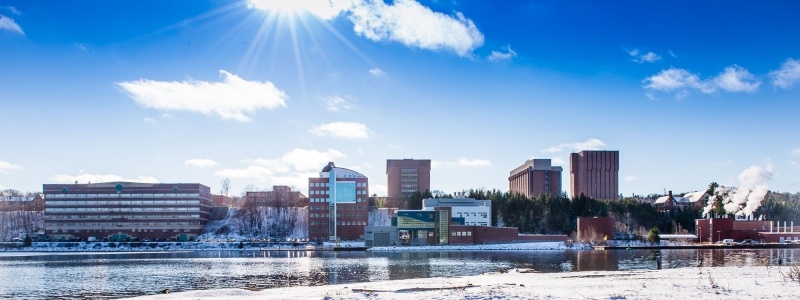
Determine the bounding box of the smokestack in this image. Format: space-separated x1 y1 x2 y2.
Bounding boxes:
785 221 788 233
668 191 672 198
793 222 795 233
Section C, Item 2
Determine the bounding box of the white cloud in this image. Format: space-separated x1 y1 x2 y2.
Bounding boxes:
541 138 607 154
770 58 800 89
432 157 492 169
488 45 517 61
642 68 715 94
791 148 800 157
326 96 350 112
627 49 661 63
2 7 21 15
0 161 21 173
142 117 157 124
214 149 345 194
349 0 484 57
713 65 760 92
184 159 218 168
0 15 24 35
552 157 566 166
117 70 288 122
624 176 640 181
53 171 158 184
310 122 370 139
369 68 384 76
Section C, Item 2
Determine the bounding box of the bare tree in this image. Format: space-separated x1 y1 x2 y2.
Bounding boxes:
220 178 231 196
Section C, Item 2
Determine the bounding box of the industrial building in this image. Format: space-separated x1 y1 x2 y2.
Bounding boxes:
386 159 431 200
509 159 562 197
570 150 619 200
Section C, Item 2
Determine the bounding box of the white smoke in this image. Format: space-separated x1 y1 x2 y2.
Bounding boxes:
709 164 773 218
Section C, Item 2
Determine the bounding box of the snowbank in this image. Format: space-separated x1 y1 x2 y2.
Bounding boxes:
124 265 800 299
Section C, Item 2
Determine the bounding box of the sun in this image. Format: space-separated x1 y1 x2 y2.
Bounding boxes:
247 0 348 20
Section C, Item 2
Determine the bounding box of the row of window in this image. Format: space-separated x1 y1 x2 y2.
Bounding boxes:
454 212 489 218
310 213 367 218
401 178 418 182
400 168 418 173
310 197 366 203
50 229 193 234
46 207 201 212
452 231 473 237
46 193 202 198
400 173 418 177
47 200 202 205
310 205 365 210
401 189 418 193
46 214 201 220
45 221 201 226
309 182 368 188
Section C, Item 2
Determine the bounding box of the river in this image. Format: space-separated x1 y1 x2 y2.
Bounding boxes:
0 248 797 299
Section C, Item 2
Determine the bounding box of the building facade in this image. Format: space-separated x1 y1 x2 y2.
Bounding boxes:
43 182 213 241
570 150 619 200
386 159 431 199
422 198 491 226
245 186 308 207
308 162 369 242
509 159 562 197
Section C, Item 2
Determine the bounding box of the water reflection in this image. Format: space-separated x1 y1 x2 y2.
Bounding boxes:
0 249 797 299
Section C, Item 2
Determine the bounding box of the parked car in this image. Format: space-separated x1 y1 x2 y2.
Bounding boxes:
720 239 735 245
739 239 756 245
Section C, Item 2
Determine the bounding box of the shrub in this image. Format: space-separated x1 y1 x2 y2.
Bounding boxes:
646 228 661 244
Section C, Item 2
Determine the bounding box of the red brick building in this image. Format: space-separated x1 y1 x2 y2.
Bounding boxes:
386 159 431 200
570 150 619 200
509 159 562 197
308 162 369 242
244 186 308 207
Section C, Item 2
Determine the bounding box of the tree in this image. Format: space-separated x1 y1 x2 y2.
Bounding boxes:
220 178 231 196
647 227 661 244
23 234 32 247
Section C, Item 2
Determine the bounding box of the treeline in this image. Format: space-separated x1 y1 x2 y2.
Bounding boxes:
756 191 800 222
405 189 700 239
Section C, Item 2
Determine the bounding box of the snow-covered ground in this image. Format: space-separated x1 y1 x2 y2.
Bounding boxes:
125 265 800 299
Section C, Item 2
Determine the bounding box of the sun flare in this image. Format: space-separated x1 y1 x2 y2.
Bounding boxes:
247 0 350 20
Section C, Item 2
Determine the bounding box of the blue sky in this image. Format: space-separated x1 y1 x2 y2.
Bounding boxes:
1 0 799 197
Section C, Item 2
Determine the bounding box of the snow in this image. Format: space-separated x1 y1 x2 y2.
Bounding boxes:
1 241 311 252
124 265 800 299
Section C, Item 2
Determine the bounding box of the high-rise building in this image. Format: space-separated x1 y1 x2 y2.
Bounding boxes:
308 162 369 241
386 159 431 199
570 150 619 200
508 159 562 197
43 182 213 241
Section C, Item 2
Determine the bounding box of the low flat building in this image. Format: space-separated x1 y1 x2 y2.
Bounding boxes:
43 182 213 241
422 198 491 226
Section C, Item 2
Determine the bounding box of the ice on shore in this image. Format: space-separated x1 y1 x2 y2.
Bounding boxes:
125 265 800 299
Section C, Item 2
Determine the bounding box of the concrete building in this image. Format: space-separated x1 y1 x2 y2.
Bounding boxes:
308 162 369 242
509 159 562 197
696 218 800 243
245 186 308 207
570 150 619 200
386 159 431 199
43 182 213 241
422 198 491 226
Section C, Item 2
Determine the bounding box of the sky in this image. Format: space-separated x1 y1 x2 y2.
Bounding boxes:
1 0 799 198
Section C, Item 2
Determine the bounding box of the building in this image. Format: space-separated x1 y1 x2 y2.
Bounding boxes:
308 162 369 242
422 198 491 226
386 159 431 199
244 186 308 207
654 191 709 212
212 194 233 207
509 159 562 197
384 198 566 246
570 150 619 200
696 218 800 243
43 182 213 241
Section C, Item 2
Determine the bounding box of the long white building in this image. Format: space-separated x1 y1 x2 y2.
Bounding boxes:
422 198 491 227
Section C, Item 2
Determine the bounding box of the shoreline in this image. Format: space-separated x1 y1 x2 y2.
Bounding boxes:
124 265 800 299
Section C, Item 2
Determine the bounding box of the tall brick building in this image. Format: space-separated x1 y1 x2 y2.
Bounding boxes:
570 150 619 200
308 162 369 241
386 159 431 199
509 159 562 197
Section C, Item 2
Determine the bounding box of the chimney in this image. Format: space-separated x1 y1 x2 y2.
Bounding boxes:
668 191 672 198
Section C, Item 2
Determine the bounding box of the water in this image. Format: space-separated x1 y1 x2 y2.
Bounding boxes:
0 249 797 299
